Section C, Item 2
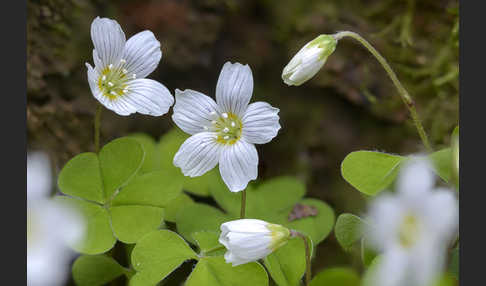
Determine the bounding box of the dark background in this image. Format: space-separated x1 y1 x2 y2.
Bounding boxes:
26 0 459 283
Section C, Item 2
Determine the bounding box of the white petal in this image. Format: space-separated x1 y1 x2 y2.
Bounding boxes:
397 158 434 198
216 62 253 117
409 239 445 286
173 132 221 177
373 248 409 286
420 189 458 240
221 219 270 234
90 17 126 68
242 102 281 144
172 89 220 135
366 194 404 251
92 49 103 72
219 140 258 192
224 251 253 266
123 30 162 78
27 152 51 201
124 79 173 116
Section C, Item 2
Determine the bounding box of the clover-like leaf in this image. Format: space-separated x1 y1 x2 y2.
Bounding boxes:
54 196 116 254
429 148 452 183
109 206 164 243
72 255 129 286
131 230 198 285
130 133 157 173
99 137 145 199
57 137 183 253
309 267 360 286
264 237 306 286
341 151 405 196
449 245 459 279
58 153 104 203
192 231 223 255
210 176 306 217
335 213 366 251
282 199 335 245
176 203 233 244
185 256 268 286
164 193 194 222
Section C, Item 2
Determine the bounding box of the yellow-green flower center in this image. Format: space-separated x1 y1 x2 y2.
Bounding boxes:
211 112 243 145
398 214 420 248
97 59 133 100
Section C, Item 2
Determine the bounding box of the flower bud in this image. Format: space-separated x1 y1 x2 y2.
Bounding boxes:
219 219 290 266
282 34 337 86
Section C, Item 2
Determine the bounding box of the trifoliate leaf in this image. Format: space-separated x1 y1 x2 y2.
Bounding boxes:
192 231 223 255
185 256 268 286
309 267 360 286
131 230 197 285
341 151 405 196
164 193 194 222
130 133 157 173
429 148 452 183
264 237 306 286
334 213 365 251
72 255 128 286
109 205 164 243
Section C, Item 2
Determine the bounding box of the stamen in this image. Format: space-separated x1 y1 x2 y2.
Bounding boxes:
209 111 217 116
222 113 228 118
101 75 106 81
223 135 229 140
110 91 117 96
223 127 229 133
132 74 137 79
120 59 126 64
108 82 114 87
108 64 113 69
122 69 128 74
123 89 128 93
231 121 236 127
211 120 217 124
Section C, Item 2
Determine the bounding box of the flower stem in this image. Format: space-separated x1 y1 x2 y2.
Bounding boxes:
292 231 311 286
94 103 103 153
240 189 246 219
333 31 432 152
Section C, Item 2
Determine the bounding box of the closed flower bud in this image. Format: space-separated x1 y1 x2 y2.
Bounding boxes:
282 34 337 86
219 219 290 266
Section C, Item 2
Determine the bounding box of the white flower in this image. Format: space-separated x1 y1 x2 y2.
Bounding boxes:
219 219 290 266
172 61 281 192
365 159 459 286
282 34 337 86
27 152 84 286
86 17 174 116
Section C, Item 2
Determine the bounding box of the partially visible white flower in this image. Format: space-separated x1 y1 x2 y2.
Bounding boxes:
219 219 290 266
365 159 458 286
27 152 84 286
86 17 174 116
172 62 281 192
282 34 337 86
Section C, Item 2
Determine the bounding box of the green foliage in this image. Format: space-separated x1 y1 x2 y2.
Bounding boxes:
309 267 360 286
429 148 452 183
72 255 129 286
56 137 183 253
54 196 116 254
449 245 459 279
130 230 198 285
341 151 405 196
176 203 233 244
334 213 365 251
164 193 194 222
186 256 268 286
264 237 306 286
192 231 223 255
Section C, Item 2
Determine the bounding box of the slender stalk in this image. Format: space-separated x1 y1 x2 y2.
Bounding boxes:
240 189 247 219
292 231 311 286
94 103 103 153
333 31 432 152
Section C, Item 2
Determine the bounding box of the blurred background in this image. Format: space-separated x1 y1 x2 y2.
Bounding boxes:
27 0 458 283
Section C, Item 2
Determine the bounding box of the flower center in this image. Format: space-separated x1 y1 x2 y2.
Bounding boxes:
97 59 135 100
398 214 420 248
208 112 243 145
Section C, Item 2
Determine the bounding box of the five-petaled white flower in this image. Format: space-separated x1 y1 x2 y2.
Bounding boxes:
282 34 337 86
86 17 174 116
172 62 281 192
27 152 84 286
219 219 290 266
365 158 458 286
